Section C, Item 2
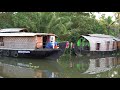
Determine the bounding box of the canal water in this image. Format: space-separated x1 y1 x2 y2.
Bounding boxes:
0 55 120 78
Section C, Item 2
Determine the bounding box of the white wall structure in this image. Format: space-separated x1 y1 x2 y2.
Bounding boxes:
81 34 119 51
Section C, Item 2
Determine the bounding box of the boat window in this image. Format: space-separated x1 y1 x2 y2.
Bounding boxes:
96 43 100 50
106 41 110 50
0 37 3 42
43 36 48 48
112 41 115 50
0 37 4 46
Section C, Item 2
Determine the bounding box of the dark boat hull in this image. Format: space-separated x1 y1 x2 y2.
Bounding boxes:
74 45 120 58
0 49 63 59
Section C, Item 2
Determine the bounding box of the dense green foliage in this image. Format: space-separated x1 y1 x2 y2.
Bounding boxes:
0 12 119 43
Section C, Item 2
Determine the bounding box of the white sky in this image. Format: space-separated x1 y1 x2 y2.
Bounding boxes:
93 12 115 21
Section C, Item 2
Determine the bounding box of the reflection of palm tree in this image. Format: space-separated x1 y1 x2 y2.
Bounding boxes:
59 56 90 74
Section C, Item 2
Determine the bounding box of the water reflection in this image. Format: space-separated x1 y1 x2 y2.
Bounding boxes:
58 55 120 78
83 57 118 74
0 57 62 78
0 55 120 78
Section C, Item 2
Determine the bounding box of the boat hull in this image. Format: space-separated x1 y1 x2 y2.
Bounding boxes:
74 45 120 58
0 41 67 60
0 49 63 59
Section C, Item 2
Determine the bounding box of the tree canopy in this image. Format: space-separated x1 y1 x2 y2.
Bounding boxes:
0 12 119 42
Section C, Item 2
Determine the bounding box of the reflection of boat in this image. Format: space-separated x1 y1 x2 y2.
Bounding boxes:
2 56 120 78
0 57 62 78
83 56 120 74
58 55 120 78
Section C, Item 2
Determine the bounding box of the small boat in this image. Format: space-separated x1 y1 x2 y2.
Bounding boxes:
0 28 67 59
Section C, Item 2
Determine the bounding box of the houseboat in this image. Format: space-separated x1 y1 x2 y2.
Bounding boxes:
74 34 120 56
0 28 66 59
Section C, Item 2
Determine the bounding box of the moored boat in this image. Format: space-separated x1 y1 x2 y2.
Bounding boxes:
0 28 67 59
74 34 120 56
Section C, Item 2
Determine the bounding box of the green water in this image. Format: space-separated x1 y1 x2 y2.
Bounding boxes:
0 55 120 78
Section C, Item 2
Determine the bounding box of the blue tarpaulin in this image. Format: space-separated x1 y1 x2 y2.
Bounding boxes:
45 42 58 49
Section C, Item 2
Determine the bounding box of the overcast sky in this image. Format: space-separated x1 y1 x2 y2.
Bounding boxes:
93 12 115 21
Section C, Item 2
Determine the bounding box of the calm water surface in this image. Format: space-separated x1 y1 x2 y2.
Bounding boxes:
0 55 120 78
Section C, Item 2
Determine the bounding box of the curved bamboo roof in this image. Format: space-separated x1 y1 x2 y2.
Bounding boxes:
81 34 120 44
